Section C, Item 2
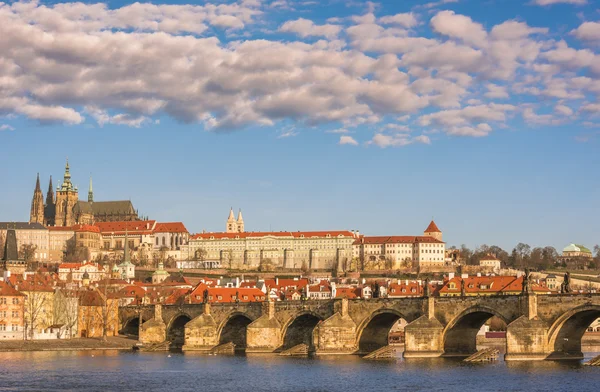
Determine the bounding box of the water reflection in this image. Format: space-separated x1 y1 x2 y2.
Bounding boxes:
0 350 599 392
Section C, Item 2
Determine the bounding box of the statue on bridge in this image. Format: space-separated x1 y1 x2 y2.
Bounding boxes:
203 288 209 304
372 282 380 299
561 272 572 294
423 277 430 297
460 278 466 297
522 268 532 294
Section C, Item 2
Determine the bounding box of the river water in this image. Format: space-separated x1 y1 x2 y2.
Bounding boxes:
1 349 600 392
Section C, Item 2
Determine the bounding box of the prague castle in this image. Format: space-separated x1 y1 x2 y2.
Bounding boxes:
29 160 139 227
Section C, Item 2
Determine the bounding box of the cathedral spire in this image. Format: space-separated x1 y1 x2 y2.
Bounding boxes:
60 158 74 191
46 176 54 205
88 175 93 203
30 173 44 224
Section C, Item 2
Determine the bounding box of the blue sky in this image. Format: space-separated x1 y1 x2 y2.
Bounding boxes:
0 0 599 251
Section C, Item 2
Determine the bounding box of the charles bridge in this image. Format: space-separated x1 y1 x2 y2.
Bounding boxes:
119 292 600 360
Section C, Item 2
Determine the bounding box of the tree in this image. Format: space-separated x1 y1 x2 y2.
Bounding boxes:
384 256 394 270
300 260 309 274
460 244 474 265
512 243 531 269
19 244 37 263
20 273 51 339
64 237 89 262
259 258 274 272
0 231 5 255
54 288 80 338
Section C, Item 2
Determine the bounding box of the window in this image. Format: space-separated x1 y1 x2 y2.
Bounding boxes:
12 311 18 318
0 324 4 331
0 298 5 305
156 237 159 245
11 324 17 331
12 298 18 305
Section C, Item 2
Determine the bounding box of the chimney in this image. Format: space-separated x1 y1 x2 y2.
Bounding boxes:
476 273 481 277
275 277 279 286
448 272 455 279
461 274 468 279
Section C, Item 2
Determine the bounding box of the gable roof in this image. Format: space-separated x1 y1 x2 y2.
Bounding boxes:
154 222 188 233
191 230 354 240
355 235 444 245
0 222 47 230
95 220 156 235
0 281 25 297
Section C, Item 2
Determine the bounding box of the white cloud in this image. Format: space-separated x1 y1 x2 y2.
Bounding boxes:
369 133 430 147
339 135 358 145
490 21 548 40
379 13 418 28
484 84 509 99
554 104 574 116
327 128 350 134
279 18 341 39
522 107 562 125
447 123 492 137
581 103 600 113
86 106 148 127
0 124 15 131
571 22 600 41
430 10 488 48
532 0 587 5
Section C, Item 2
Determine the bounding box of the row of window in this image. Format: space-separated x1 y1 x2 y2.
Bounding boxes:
0 298 19 305
0 324 19 331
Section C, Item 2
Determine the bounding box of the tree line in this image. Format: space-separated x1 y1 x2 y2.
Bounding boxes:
455 243 600 271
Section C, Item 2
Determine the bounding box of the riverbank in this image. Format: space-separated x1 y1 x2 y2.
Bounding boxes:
0 336 137 352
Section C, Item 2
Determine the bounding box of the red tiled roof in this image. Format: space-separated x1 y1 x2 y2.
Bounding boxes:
424 220 441 233
73 224 100 233
154 222 188 233
0 281 24 297
58 263 83 269
79 290 105 306
95 220 156 235
191 231 354 240
439 276 553 295
480 254 500 261
264 278 308 290
206 287 266 303
335 287 360 299
8 275 55 292
356 236 444 244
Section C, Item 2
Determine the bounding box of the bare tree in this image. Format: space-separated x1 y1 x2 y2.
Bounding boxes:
19 244 38 263
259 257 274 272
20 273 50 340
54 288 80 338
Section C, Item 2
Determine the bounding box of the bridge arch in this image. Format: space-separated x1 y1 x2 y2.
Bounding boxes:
442 305 509 357
167 313 192 349
356 308 407 354
121 316 147 337
547 304 600 359
217 312 255 351
280 310 324 352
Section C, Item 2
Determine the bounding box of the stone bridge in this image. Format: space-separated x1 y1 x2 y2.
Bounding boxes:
119 293 600 360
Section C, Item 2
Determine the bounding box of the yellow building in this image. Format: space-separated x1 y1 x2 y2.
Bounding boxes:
8 274 55 338
77 290 119 338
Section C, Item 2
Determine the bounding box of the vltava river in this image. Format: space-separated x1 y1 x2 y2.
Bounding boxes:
0 350 599 392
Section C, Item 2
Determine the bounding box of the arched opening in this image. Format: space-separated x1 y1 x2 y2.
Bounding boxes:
357 311 407 354
282 313 322 352
121 317 146 338
443 309 507 357
548 307 600 360
219 314 253 351
167 314 191 350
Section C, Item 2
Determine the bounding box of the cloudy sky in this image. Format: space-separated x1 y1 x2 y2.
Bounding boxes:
0 0 598 250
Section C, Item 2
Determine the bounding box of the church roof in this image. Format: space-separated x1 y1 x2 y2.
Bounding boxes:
75 200 136 216
0 222 47 230
424 220 441 233
154 222 188 233
563 243 591 254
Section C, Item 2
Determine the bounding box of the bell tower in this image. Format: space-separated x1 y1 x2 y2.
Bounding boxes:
29 173 44 225
237 209 245 233
226 208 237 233
54 159 79 227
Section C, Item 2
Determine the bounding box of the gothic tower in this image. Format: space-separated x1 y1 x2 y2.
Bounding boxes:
29 173 44 225
88 176 94 203
237 209 245 233
54 159 79 227
44 176 55 226
226 208 237 233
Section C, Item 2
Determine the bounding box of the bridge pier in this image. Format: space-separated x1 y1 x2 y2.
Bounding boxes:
505 295 549 361
140 304 167 345
315 298 357 355
182 303 219 352
404 297 444 358
246 301 282 353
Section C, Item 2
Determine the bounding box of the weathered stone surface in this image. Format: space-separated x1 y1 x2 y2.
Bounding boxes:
404 315 444 358
119 293 600 361
139 318 166 344
246 315 282 353
505 316 548 361
182 314 218 351
315 312 357 354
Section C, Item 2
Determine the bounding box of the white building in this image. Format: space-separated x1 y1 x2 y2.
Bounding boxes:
479 254 501 273
353 221 446 269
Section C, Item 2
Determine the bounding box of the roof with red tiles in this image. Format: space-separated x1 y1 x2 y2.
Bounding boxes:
79 290 105 306
73 224 100 233
191 231 354 240
206 287 266 303
355 235 444 245
264 278 309 290
0 281 24 297
335 287 360 299
424 220 441 233
154 222 188 233
48 226 75 232
95 220 156 235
